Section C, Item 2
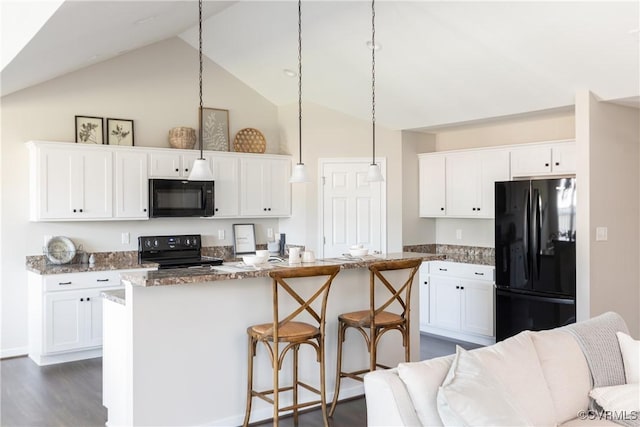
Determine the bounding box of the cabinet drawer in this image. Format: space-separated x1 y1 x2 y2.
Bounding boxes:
429 261 494 281
44 271 123 292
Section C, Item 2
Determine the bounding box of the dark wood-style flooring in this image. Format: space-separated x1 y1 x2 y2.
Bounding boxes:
1 334 481 426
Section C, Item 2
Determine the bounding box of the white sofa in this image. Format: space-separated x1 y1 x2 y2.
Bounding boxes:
364 313 636 426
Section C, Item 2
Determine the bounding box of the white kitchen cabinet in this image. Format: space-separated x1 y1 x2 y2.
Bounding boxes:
211 154 239 217
418 154 446 217
148 150 200 178
28 269 145 366
239 156 291 217
510 141 576 177
29 143 113 221
114 150 148 219
418 262 431 328
422 261 495 345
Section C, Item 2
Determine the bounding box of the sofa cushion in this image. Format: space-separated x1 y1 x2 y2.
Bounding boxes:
531 329 591 424
589 383 640 413
617 332 640 384
397 354 454 426
436 346 533 426
466 331 557 426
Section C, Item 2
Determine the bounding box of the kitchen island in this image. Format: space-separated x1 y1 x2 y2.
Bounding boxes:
102 252 442 427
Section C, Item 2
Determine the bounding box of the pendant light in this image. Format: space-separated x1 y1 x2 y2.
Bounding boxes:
188 0 214 181
289 0 310 183
367 0 384 182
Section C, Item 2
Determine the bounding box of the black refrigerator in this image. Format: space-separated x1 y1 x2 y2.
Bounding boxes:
494 178 577 341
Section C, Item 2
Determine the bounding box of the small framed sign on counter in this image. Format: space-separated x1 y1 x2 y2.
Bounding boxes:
233 224 256 255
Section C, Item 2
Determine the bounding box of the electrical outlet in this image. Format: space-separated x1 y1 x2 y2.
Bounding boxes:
267 228 273 239
456 229 462 240
595 227 608 241
218 230 225 240
121 232 130 244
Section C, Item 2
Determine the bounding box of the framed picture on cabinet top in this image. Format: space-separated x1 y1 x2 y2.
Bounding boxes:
201 107 229 151
75 115 104 144
106 118 134 146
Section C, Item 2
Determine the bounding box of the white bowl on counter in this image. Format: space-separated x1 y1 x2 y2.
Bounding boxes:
242 254 269 266
349 248 368 257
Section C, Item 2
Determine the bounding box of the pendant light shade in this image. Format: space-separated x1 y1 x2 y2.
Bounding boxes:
289 0 310 184
188 0 214 182
367 0 384 183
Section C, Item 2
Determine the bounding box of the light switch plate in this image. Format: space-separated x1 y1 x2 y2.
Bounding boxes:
456 229 462 240
218 230 225 240
595 227 608 241
267 228 273 239
121 232 130 244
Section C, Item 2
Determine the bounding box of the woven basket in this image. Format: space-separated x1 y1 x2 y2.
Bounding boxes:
234 128 266 153
168 127 196 149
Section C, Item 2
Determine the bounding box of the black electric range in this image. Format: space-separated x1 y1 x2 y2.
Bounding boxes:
138 235 223 269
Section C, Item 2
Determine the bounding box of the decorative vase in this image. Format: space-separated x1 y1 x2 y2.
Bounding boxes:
168 127 196 149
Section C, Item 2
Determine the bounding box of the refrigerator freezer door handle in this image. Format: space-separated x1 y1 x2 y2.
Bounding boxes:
524 190 530 281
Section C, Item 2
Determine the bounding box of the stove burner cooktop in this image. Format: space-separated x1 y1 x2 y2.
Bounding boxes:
138 234 223 269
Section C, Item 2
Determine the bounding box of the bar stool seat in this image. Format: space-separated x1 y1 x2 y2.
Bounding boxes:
248 322 320 342
339 310 404 327
243 265 341 427
329 258 422 417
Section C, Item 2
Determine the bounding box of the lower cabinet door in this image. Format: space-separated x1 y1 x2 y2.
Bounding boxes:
45 289 106 353
45 290 84 353
461 280 494 336
430 276 462 331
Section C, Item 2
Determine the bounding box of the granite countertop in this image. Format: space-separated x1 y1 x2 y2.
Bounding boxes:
102 289 125 305
437 254 495 266
26 252 158 275
120 252 446 287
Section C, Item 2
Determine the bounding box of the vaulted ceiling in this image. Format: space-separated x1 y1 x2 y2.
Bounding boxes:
2 1 638 130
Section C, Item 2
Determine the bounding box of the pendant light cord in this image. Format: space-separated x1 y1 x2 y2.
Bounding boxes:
371 0 376 166
198 0 204 160
297 0 303 166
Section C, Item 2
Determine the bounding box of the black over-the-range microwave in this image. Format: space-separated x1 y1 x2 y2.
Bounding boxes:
149 179 214 218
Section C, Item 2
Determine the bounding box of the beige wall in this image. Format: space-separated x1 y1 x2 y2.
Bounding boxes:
401 130 436 245
419 111 576 247
0 37 282 356
576 91 640 337
277 102 404 255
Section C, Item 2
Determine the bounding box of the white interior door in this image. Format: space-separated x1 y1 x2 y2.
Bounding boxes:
321 159 386 258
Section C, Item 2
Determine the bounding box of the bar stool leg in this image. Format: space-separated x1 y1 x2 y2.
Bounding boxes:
328 320 346 417
404 328 411 362
273 342 280 427
243 335 256 427
293 344 299 425
319 335 329 427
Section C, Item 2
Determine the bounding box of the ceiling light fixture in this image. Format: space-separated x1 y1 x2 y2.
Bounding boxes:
289 0 310 183
188 0 214 181
367 0 384 182
283 68 297 78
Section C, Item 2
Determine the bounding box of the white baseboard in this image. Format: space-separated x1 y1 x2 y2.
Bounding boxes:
0 346 28 359
207 383 364 427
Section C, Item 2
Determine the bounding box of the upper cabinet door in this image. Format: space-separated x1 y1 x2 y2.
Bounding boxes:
148 151 182 178
33 145 112 220
445 152 479 217
114 150 148 219
211 155 239 217
511 146 552 177
419 155 446 217
477 150 510 218
239 157 291 217
551 143 576 173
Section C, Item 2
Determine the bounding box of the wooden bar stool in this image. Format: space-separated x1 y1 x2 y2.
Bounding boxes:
243 265 341 427
328 258 421 416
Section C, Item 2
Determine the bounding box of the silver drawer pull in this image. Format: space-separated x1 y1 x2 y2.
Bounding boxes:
96 279 110 282
474 272 484 276
439 268 447 271
58 281 72 285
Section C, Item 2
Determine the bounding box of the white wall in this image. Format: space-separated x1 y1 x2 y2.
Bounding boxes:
427 111 576 247
0 37 283 356
575 91 640 337
401 131 436 245
277 102 404 255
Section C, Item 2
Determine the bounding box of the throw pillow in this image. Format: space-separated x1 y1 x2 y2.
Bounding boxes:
617 332 640 383
436 346 533 426
589 383 640 412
